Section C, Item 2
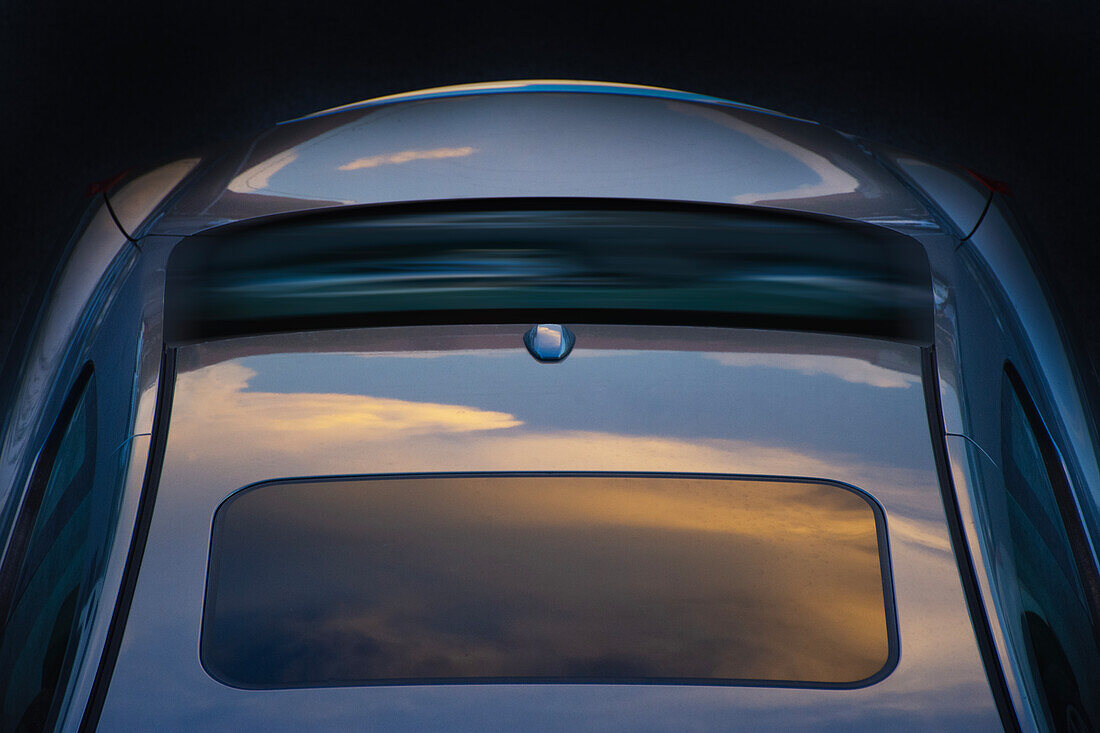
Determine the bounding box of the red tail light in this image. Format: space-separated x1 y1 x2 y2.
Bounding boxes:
85 169 131 197
965 168 1012 196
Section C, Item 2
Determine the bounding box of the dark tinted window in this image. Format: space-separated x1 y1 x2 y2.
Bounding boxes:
0 368 96 732
166 203 933 345
202 473 896 689
1000 366 1100 730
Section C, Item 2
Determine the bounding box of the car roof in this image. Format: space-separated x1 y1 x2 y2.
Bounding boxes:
94 325 1001 730
132 82 937 238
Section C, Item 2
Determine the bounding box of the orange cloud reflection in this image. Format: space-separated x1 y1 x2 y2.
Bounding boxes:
174 363 520 448
206 475 889 687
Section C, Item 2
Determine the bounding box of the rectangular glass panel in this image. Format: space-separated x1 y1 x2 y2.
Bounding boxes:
202 474 895 689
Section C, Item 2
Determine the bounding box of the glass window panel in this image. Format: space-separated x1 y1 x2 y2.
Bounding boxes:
202 474 895 689
0 371 96 732
999 370 1100 730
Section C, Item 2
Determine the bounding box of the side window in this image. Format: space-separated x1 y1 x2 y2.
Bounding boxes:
1000 363 1100 731
0 366 96 733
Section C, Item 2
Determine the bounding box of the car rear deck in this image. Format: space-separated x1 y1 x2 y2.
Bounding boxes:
95 325 1001 730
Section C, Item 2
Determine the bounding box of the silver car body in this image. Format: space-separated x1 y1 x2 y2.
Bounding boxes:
1 80 1097 732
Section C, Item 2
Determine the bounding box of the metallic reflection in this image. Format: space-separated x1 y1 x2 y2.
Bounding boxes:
97 328 1001 730
203 475 891 688
704 352 919 389
228 150 299 193
175 363 520 443
284 80 786 123
674 105 860 206
150 92 934 237
337 146 476 171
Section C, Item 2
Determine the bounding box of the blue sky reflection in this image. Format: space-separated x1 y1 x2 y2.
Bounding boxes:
239 348 927 470
95 331 999 730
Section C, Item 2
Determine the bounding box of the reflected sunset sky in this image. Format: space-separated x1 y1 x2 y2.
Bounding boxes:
99 327 1001 730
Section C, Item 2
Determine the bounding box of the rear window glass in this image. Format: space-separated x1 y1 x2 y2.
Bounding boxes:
201 473 896 689
166 204 934 345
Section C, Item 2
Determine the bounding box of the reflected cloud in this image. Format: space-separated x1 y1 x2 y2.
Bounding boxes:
337 146 476 171
438 477 877 542
100 345 999 729
705 352 919 389
355 349 511 360
171 360 930 497
174 363 520 448
205 476 888 687
888 516 952 555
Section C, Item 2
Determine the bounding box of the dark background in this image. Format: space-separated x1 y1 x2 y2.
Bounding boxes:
2 1 1098 393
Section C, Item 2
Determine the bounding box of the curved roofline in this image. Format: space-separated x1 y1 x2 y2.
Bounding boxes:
146 82 929 238
278 79 815 125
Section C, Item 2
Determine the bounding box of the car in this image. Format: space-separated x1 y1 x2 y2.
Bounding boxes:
1 79 1098 732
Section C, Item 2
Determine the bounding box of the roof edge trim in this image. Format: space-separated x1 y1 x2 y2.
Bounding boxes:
278 79 815 125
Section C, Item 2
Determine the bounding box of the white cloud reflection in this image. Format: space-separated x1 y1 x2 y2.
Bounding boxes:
355 349 511 359
705 352 919 389
337 146 476 171
174 362 520 450
99 349 997 730
169 361 933 511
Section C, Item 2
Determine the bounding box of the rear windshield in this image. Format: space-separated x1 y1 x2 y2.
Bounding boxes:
166 202 933 345
201 473 896 689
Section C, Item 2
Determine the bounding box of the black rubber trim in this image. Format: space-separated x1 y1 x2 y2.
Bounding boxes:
79 346 177 732
201 471 899 692
1004 361 1100 641
922 346 1020 732
960 193 994 242
101 193 136 245
167 307 931 348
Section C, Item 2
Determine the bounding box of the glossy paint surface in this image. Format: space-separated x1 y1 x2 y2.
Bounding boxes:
146 91 935 237
97 325 1000 730
2 158 193 570
0 203 128 526
965 196 1100 528
0 237 166 732
880 152 990 239
106 159 199 238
